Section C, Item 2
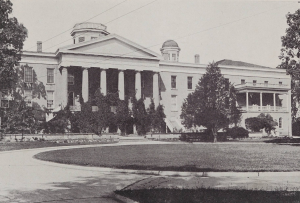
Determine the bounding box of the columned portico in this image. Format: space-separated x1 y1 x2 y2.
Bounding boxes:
61 67 68 107
82 67 89 102
100 69 107 95
135 71 141 100
118 70 125 100
153 72 159 107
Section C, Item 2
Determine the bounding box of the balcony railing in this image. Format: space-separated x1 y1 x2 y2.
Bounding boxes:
235 82 289 90
69 105 81 111
241 105 288 112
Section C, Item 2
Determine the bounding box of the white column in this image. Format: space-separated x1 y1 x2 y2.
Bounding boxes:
273 93 276 111
100 69 107 95
246 92 249 111
118 70 125 100
153 72 159 107
135 71 141 100
260 92 262 111
82 67 89 102
61 67 68 107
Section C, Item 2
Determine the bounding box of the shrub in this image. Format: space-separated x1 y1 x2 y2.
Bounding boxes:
292 119 300 136
226 127 249 139
245 117 263 132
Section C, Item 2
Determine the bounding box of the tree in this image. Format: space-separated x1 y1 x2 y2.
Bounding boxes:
115 99 132 135
278 9 300 122
132 98 149 135
181 62 242 142
147 99 166 133
0 0 28 89
245 113 278 135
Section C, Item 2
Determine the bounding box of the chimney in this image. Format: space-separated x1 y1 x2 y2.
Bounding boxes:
37 41 42 52
195 54 200 64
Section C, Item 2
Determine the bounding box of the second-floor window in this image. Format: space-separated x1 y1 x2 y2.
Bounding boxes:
79 37 85 42
279 117 282 128
253 80 257 86
241 79 245 84
171 76 177 89
68 71 74 85
172 54 176 61
279 81 282 86
187 77 193 90
264 81 268 86
24 66 33 83
24 90 32 106
47 69 54 83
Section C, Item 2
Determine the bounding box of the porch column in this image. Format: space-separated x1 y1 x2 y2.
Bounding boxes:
135 71 141 100
82 67 89 102
100 69 107 95
273 93 276 111
118 70 125 100
246 91 249 111
153 72 159 107
61 67 68 107
260 92 262 111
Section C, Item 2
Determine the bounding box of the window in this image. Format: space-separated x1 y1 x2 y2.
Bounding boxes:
91 37 97 40
279 81 282 86
253 80 257 86
171 95 177 111
163 53 169 60
171 76 177 89
24 90 32 107
264 81 268 87
68 71 74 85
279 117 282 128
24 66 33 83
1 100 9 108
295 80 300 87
73 39 75 44
79 37 85 42
241 79 245 84
172 54 176 61
1 89 8 98
187 77 193 90
47 91 54 109
225 78 229 91
47 69 54 83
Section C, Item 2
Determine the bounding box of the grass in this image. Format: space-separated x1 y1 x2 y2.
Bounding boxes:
0 140 116 152
35 143 300 172
115 188 300 203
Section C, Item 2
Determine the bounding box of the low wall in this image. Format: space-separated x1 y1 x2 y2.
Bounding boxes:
2 133 120 142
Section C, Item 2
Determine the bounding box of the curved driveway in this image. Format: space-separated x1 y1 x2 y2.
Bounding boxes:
1 141 300 202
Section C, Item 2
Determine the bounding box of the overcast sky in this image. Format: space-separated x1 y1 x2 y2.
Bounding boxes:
10 0 299 68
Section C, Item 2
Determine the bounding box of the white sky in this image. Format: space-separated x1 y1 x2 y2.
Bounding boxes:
10 0 299 68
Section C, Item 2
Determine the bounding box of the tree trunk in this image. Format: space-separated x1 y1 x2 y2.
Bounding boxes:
212 128 217 143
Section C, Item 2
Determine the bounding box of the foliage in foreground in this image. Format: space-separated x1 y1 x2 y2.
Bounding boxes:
181 62 242 142
278 9 300 122
245 113 278 135
116 188 300 203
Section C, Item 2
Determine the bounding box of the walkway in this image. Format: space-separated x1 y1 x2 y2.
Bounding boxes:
1 141 300 202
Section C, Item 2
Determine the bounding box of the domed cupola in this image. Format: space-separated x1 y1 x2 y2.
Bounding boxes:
160 40 180 62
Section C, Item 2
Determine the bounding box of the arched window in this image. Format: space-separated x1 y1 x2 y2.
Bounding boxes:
279 117 282 128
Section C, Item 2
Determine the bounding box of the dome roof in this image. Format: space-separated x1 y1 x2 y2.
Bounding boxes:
162 40 179 48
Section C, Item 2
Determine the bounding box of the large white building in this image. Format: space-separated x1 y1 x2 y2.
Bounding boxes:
0 22 292 135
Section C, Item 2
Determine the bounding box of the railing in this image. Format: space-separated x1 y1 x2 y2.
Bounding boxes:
241 105 288 112
69 105 81 111
235 82 288 89
73 22 106 30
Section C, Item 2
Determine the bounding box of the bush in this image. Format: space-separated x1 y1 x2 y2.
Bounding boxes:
292 119 300 136
226 127 249 139
245 117 263 132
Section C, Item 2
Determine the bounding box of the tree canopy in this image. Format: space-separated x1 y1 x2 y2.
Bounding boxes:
181 62 242 142
0 0 28 89
278 9 300 122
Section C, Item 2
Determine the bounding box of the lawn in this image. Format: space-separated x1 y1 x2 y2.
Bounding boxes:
35 143 300 172
0 140 116 152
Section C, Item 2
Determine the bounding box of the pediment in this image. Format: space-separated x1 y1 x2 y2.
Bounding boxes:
60 34 160 58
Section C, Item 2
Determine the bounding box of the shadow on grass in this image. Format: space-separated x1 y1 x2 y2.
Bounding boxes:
264 138 300 144
116 188 300 203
